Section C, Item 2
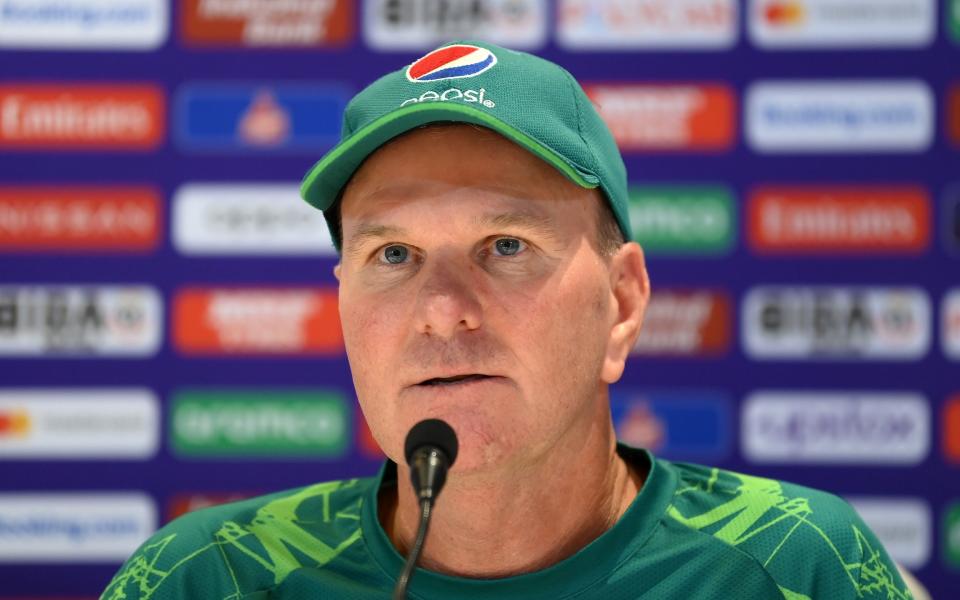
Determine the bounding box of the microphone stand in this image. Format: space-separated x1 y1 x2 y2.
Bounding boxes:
392 497 433 600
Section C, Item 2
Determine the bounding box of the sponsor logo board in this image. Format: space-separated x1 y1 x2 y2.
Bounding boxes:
742 286 930 360
0 0 168 50
167 493 254 521
175 83 347 153
558 0 738 50
0 84 164 150
611 389 730 461
952 1 960 44
628 185 734 254
949 85 960 147
946 502 960 570
172 183 334 255
947 185 960 257
0 186 161 252
0 285 162 357
584 84 735 152
181 0 352 47
745 80 933 153
747 185 929 254
742 391 930 464
632 289 730 356
847 498 931 569
749 0 934 48
357 408 384 459
171 390 349 457
172 287 342 355
0 389 158 459
0 493 155 562
943 289 960 361
944 395 960 464
365 0 546 50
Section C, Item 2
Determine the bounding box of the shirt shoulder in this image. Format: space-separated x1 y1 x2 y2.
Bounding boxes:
100 477 372 600
661 461 913 600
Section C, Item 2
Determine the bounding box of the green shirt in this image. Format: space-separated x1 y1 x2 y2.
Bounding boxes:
102 446 912 599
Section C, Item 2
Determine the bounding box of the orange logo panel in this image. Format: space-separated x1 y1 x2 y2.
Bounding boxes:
173 288 344 355
0 186 161 251
946 395 960 464
747 186 930 253
167 493 254 522
634 289 731 356
0 84 165 150
181 0 353 46
584 84 736 151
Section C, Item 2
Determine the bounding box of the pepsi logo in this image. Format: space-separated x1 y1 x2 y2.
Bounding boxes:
406 44 497 83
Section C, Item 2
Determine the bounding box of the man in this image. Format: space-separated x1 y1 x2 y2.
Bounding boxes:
103 41 914 599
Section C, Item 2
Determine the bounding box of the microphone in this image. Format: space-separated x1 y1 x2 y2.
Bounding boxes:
392 419 458 600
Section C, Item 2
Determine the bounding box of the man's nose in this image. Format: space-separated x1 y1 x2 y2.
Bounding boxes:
413 261 482 338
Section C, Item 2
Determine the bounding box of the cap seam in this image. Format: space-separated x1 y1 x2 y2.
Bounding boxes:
563 68 600 175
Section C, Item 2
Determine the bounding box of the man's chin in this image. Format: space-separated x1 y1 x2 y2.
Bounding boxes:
437 426 522 481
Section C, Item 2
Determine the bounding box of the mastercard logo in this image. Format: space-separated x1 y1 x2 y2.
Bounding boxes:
763 1 806 25
0 410 31 437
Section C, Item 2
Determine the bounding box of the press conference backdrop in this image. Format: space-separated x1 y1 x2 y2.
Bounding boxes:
1 0 959 596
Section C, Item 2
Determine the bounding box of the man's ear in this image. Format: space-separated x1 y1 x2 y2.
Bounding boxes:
601 242 650 384
333 263 342 281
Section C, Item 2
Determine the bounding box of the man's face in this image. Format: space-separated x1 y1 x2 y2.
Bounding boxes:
336 124 640 475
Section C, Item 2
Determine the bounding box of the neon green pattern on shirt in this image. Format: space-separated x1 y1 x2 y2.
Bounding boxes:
102 480 364 600
101 448 913 600
666 468 910 600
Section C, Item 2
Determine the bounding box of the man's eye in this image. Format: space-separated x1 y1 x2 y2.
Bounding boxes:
381 244 409 264
493 238 525 256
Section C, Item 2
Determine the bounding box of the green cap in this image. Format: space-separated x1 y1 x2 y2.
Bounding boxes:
299 40 630 249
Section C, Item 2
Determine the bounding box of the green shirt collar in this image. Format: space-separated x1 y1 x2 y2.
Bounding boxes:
360 444 677 599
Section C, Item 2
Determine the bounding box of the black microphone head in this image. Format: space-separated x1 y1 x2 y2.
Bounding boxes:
404 418 458 466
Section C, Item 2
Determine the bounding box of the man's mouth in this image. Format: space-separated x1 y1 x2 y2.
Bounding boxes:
418 374 493 386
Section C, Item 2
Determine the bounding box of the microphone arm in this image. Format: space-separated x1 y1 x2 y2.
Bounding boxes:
392 494 433 600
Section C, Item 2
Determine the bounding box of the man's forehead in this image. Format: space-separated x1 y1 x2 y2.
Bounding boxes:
342 124 579 198
335 123 602 256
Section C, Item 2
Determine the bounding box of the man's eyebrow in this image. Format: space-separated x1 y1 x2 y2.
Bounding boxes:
343 223 408 257
478 211 561 239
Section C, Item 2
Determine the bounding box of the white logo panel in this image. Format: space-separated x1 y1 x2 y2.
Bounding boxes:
0 0 168 50
749 0 935 49
0 285 162 357
0 493 156 562
746 81 933 152
0 389 158 459
173 183 335 256
942 288 960 360
364 0 547 50
558 0 738 50
742 391 930 465
742 286 930 360
848 497 932 569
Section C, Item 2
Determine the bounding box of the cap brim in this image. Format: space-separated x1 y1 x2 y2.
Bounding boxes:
300 102 599 211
